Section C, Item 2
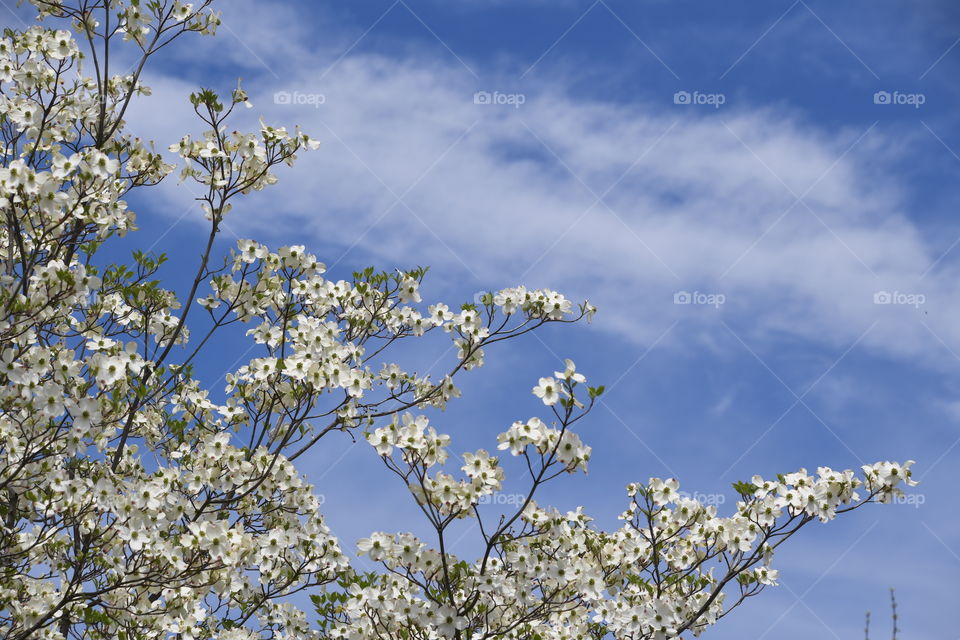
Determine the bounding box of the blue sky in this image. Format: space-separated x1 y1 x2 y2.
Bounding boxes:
7 0 959 636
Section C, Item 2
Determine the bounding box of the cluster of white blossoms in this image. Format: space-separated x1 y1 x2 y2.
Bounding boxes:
496 417 591 473
586 460 918 638
0 5 593 638
0 3 919 640
365 412 504 518
326 365 918 640
170 113 320 221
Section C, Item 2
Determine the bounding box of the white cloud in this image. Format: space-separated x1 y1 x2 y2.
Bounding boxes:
128 6 960 371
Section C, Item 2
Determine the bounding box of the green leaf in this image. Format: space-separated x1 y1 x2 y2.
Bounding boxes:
732 481 759 497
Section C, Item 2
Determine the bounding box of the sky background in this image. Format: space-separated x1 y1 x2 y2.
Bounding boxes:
6 0 960 637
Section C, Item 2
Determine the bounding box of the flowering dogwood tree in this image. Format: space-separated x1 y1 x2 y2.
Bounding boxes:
0 2 917 639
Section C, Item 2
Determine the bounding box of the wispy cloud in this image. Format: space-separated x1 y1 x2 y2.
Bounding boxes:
132 38 959 370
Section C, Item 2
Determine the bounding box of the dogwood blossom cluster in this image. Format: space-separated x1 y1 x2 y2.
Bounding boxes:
585 461 918 638
26 0 222 42
0 2 919 640
332 370 601 640
366 412 505 518
0 4 593 639
169 90 321 219
496 417 591 473
325 367 918 640
196 241 590 454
